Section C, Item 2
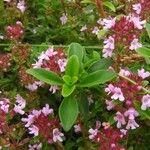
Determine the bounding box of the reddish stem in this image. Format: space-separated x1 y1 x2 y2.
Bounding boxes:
95 0 106 18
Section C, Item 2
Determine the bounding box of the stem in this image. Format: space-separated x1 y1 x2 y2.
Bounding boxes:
54 142 65 150
60 0 66 14
0 43 102 49
118 74 150 94
95 0 106 18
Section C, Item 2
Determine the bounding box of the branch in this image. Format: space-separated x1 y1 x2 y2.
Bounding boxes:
118 74 150 94
95 0 106 18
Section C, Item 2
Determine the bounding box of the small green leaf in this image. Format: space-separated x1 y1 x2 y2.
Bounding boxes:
88 58 113 73
136 47 150 57
97 29 108 39
63 75 72 84
103 2 116 12
81 0 94 4
59 97 79 131
26 68 64 85
68 43 85 62
65 55 80 77
62 84 76 97
93 51 100 60
146 22 150 38
79 70 116 87
63 75 78 86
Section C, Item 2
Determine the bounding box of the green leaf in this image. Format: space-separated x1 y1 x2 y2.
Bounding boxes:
63 75 78 86
59 97 79 131
79 70 116 87
93 51 100 60
81 0 94 4
65 55 80 77
62 84 76 97
146 22 150 38
63 75 72 84
88 58 113 73
103 2 116 12
26 68 64 85
136 47 150 57
68 43 85 62
78 93 89 120
97 29 108 39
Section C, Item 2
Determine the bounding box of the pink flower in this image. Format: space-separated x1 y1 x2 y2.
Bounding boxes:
141 94 150 110
101 17 116 29
129 38 142 50
15 94 26 107
60 14 67 25
38 51 50 61
132 3 142 14
138 68 150 79
103 36 115 50
119 69 131 77
105 100 114 110
92 26 99 35
52 128 64 142
96 120 101 129
126 119 139 130
102 48 113 58
114 112 126 128
49 85 59 94
28 143 42 150
105 84 115 94
57 58 67 72
32 59 43 68
14 105 25 115
25 83 38 91
74 124 81 133
120 129 127 137
0 98 10 113
22 114 35 127
129 15 146 29
17 0 26 13
88 128 98 140
124 108 139 120
45 47 57 57
29 125 39 136
42 104 53 116
111 87 125 101
80 25 87 32
32 110 41 117
34 81 44 87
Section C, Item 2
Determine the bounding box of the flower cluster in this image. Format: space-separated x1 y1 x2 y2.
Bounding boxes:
0 98 10 134
11 43 31 63
0 53 11 72
32 47 67 73
6 21 24 40
105 69 150 130
22 104 64 144
89 122 126 150
100 15 145 58
32 47 67 93
131 0 150 19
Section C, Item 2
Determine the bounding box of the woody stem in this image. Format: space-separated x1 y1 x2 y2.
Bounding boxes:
95 0 106 18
